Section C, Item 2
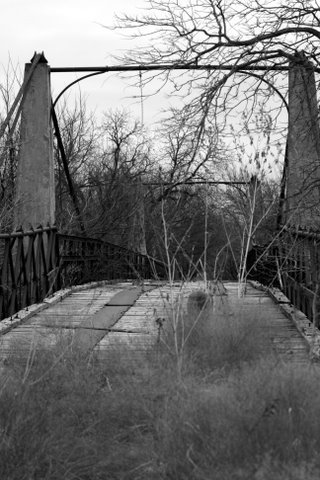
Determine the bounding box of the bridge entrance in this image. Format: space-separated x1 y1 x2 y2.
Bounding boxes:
1 51 320 324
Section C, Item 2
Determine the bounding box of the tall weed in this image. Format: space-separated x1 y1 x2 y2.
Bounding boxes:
152 358 320 479
161 289 274 375
0 291 319 479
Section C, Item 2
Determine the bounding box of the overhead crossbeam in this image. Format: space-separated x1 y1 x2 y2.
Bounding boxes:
50 63 297 74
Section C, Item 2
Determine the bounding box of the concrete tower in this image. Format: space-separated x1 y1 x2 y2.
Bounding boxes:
284 52 320 228
15 53 55 229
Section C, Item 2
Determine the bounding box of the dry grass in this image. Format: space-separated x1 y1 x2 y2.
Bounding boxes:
0 290 320 479
154 358 320 479
160 289 274 376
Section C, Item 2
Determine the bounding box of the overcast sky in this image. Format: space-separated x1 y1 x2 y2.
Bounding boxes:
0 0 170 125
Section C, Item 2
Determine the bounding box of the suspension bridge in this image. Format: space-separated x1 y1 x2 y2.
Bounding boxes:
0 51 320 363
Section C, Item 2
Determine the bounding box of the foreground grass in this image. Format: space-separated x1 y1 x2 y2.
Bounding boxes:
0 290 320 479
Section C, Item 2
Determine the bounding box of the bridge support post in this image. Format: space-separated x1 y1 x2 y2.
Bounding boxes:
15 53 55 229
284 52 320 228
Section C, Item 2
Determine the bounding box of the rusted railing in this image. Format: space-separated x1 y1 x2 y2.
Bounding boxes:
0 226 167 320
0 226 60 320
277 224 320 325
58 233 166 287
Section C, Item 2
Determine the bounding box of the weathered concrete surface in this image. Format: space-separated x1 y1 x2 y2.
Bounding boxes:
284 53 320 228
72 286 155 351
15 56 55 229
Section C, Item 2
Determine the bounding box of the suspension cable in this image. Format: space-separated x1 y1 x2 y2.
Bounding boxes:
51 101 86 234
52 71 104 108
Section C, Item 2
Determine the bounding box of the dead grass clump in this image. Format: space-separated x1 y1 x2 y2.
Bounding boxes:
2 290 320 479
0 335 161 479
152 358 320 479
162 290 274 375
191 302 274 372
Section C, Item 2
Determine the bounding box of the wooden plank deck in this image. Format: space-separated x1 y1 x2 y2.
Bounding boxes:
0 284 125 356
0 281 313 364
226 283 310 364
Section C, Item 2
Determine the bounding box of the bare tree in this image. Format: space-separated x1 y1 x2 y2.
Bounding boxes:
150 106 228 202
0 60 22 231
78 109 155 249
99 109 152 181
113 1 320 157
54 98 99 234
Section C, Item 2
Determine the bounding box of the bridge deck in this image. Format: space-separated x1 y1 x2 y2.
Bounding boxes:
0 281 312 364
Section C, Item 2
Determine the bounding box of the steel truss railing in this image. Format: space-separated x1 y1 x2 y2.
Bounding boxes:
277 224 320 326
0 226 166 320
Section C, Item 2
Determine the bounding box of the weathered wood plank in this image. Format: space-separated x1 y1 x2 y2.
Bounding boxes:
0 281 315 366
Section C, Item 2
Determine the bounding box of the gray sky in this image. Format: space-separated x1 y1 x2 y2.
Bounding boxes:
0 0 169 125
0 0 284 177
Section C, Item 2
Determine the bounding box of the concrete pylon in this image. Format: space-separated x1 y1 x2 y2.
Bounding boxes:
14 53 55 229
284 52 320 228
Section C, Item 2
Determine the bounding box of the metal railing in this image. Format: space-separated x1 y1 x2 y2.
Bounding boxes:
57 233 166 287
277 224 320 325
0 226 167 320
0 226 59 320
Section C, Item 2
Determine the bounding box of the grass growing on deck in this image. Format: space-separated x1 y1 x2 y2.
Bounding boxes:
0 291 319 479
